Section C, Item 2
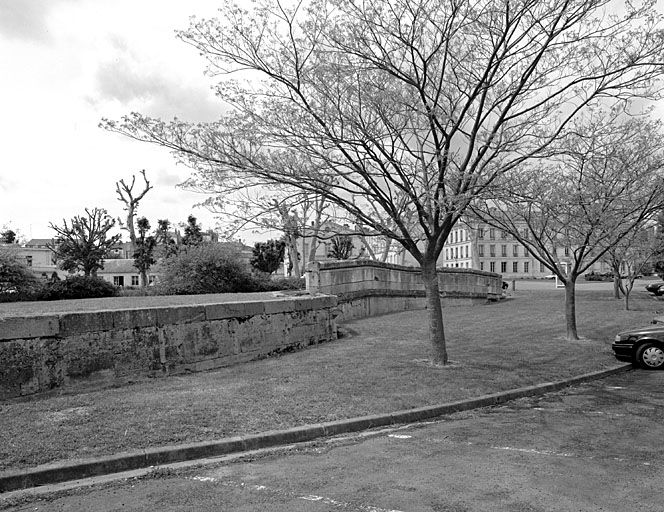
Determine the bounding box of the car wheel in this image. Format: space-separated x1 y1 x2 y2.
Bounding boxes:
636 343 664 370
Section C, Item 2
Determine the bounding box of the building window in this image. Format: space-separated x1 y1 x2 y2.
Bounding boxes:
466 262 469 268
489 245 496 257
25 256 32 267
480 262 484 271
501 245 507 257
540 262 545 273
489 228 495 240
455 247 459 259
478 228 484 240
500 262 507 273
445 248 449 260
501 230 507 239
490 262 496 272
478 245 485 257
564 247 570 256
131 276 139 286
513 261 518 273
113 276 125 286
524 247 529 257
524 261 530 273
521 229 529 239
513 245 519 257
465 245 469 258
149 276 156 284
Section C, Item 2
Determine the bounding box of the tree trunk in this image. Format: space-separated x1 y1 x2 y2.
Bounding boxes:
140 270 148 287
421 259 448 364
307 226 320 265
623 278 634 311
126 210 137 256
612 276 622 299
380 238 393 262
286 235 300 277
358 234 377 260
564 279 579 340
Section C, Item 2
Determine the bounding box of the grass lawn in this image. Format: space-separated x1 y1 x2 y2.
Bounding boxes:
1 287 661 474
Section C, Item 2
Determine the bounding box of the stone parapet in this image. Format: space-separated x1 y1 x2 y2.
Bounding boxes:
306 260 502 320
0 295 337 400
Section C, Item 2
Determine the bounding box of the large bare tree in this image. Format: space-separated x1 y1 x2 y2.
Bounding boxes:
473 113 664 339
102 0 664 364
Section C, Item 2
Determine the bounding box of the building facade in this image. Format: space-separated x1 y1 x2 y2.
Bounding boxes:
440 221 611 279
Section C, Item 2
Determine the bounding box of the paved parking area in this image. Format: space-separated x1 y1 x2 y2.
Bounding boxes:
4 369 664 511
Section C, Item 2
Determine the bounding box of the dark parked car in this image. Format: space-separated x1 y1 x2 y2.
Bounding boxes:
613 325 664 369
645 282 664 296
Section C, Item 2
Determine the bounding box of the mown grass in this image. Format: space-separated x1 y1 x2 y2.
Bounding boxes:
1 288 660 473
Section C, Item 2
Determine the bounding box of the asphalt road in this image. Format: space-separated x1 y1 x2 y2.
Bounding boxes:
3 369 664 512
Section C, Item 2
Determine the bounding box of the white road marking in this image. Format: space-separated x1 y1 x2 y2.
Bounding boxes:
192 476 215 482
388 434 413 439
492 446 574 457
191 476 404 511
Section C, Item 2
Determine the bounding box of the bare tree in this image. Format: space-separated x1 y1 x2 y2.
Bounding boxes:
102 0 664 363
183 168 335 274
605 224 664 310
116 170 153 253
473 113 664 338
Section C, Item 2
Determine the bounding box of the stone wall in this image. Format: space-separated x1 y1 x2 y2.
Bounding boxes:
0 295 337 400
306 260 502 320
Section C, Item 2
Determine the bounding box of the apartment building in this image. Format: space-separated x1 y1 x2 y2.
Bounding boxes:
441 222 590 279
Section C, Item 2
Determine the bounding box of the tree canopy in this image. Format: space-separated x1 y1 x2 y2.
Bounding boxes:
103 0 664 363
0 229 17 244
48 208 121 277
133 216 157 286
250 238 286 274
472 112 664 338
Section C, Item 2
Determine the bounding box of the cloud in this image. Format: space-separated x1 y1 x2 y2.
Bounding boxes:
156 169 184 188
92 36 223 122
0 0 76 43
0 175 14 193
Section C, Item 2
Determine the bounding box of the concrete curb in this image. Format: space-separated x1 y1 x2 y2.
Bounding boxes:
0 364 632 493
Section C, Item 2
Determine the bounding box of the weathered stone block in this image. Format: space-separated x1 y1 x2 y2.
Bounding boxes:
155 306 205 326
112 308 158 330
262 299 296 315
59 312 115 334
0 316 59 340
204 301 265 320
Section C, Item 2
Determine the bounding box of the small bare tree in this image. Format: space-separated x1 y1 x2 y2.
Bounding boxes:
605 224 664 310
116 170 152 254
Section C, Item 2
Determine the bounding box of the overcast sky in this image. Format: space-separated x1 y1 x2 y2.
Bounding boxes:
0 0 229 242
2 1 664 244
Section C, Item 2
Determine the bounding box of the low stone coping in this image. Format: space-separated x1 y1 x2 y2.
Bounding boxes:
0 294 335 341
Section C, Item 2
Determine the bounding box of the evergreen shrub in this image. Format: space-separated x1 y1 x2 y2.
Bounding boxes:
158 244 261 295
40 275 119 300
